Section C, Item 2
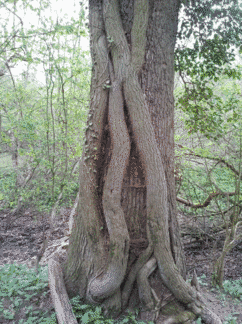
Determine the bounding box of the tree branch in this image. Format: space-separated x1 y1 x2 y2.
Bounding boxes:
177 191 236 209
176 144 239 176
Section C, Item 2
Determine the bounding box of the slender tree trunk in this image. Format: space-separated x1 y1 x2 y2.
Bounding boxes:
49 1 222 323
212 220 242 287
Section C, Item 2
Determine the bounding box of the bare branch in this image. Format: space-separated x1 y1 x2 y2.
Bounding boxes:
177 191 236 209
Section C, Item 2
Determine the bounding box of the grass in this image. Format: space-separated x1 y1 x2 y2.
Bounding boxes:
0 263 241 324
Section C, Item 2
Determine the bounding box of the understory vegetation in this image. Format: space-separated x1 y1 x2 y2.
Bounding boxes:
0 263 241 324
0 262 150 324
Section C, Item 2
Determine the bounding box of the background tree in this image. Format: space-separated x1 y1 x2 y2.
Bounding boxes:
174 0 242 289
175 70 242 288
0 0 89 218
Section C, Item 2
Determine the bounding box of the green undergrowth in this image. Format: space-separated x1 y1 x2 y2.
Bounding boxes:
0 262 53 324
0 262 151 324
223 278 242 301
70 296 152 324
0 263 241 323
194 274 242 324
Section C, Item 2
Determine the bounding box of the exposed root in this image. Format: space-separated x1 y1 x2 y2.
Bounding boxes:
48 247 222 324
198 307 223 324
162 310 196 324
48 253 78 324
121 226 154 309
187 294 222 324
137 257 158 310
101 288 122 318
137 256 161 322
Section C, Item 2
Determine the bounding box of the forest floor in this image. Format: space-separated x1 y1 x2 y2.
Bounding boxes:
0 207 242 323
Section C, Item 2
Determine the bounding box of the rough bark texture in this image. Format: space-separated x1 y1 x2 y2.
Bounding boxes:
212 221 242 287
48 254 78 324
142 0 186 280
48 1 222 323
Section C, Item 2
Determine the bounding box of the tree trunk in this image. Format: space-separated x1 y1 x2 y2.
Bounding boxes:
212 221 242 287
49 1 222 323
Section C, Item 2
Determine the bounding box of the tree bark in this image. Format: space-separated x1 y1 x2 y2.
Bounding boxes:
49 1 222 323
140 0 186 280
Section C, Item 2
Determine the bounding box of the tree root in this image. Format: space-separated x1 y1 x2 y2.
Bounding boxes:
48 245 222 324
48 253 78 324
198 307 222 324
162 311 196 324
137 257 158 310
101 288 122 318
137 257 161 322
48 251 222 324
121 226 154 309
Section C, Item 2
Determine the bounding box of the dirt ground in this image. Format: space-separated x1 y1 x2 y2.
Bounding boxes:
0 208 242 323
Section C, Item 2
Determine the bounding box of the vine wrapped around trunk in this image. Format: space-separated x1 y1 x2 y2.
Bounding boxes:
48 1 222 323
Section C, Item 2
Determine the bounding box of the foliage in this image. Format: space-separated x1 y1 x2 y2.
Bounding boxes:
0 69 89 212
70 295 151 324
175 75 241 140
0 262 56 324
197 314 238 324
175 66 242 219
196 274 208 287
194 276 241 324
223 313 238 324
0 0 91 213
179 163 241 210
1 262 241 324
179 0 242 50
175 0 242 140
0 262 152 324
223 278 242 301
196 317 202 324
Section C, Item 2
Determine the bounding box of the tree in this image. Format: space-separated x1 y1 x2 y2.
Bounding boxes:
0 0 89 215
48 0 241 323
177 75 242 288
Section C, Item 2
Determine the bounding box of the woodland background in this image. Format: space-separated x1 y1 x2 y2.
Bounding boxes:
0 0 241 228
